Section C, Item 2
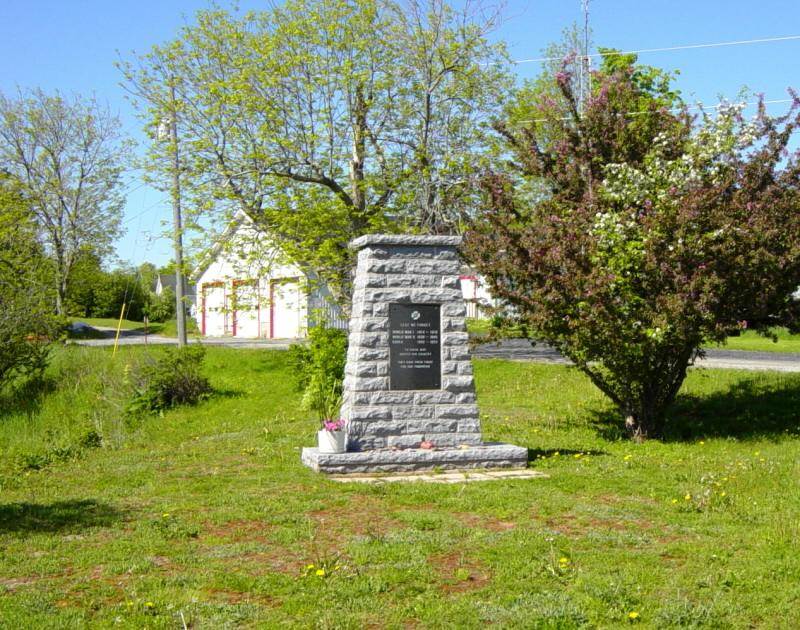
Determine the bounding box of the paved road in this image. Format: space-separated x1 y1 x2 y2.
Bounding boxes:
69 327 296 350
72 327 800 372
472 338 800 372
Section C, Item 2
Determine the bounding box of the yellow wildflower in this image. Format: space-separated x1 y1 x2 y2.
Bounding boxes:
306 564 315 570
684 494 691 501
145 602 154 608
315 568 325 577
671 499 678 504
628 611 640 620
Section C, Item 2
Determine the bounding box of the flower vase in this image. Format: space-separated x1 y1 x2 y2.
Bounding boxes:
317 429 346 454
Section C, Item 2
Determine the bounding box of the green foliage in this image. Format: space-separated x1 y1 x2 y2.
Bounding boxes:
0 174 60 388
288 325 347 423
468 57 800 440
0 89 129 314
120 0 511 310
128 346 212 414
89 267 149 322
143 287 176 323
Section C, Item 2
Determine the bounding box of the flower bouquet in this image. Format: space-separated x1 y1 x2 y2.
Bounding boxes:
318 418 346 454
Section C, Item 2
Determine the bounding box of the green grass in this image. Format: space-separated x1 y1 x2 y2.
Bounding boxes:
710 327 800 354
1 347 800 627
467 319 800 354
68 317 199 339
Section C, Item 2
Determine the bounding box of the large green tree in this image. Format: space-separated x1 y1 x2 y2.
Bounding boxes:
0 89 129 315
0 173 58 387
120 0 510 310
466 58 800 440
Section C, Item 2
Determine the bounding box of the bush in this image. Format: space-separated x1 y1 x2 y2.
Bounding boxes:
144 287 176 323
129 345 212 414
288 324 347 423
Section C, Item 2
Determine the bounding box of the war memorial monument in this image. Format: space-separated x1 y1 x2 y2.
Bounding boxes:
302 234 528 473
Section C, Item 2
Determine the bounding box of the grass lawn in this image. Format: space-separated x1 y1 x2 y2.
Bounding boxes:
710 328 800 354
1 347 800 627
466 318 800 354
68 317 199 338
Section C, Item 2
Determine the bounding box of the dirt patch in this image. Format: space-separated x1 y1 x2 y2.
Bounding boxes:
204 587 276 607
0 576 37 591
202 519 272 544
538 513 681 543
310 497 400 538
452 512 517 532
225 548 300 576
429 551 491 594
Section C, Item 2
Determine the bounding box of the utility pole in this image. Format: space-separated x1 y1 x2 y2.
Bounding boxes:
578 0 591 116
582 0 590 112
168 82 188 347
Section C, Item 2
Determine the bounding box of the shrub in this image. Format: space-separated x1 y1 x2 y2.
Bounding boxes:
144 287 176 323
288 324 347 422
129 345 212 413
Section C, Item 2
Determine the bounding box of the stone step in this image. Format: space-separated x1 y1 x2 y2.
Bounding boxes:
301 443 529 474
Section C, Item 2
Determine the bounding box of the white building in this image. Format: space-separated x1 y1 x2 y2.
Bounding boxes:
193 215 344 339
194 217 494 339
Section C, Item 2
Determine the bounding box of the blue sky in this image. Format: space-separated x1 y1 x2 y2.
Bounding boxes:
1 0 798 267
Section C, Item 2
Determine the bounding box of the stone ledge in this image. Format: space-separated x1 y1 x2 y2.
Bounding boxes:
350 234 462 250
301 443 528 474
328 469 549 484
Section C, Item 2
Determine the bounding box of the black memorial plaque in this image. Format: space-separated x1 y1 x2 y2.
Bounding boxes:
389 303 441 390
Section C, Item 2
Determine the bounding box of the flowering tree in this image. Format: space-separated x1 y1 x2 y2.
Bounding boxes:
466 59 800 440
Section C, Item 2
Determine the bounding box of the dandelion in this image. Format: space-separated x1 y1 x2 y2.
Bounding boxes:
623 454 632 461
628 611 640 620
145 602 155 608
684 494 691 501
162 513 170 518
306 564 315 570
720 492 727 497
671 499 678 504
315 568 325 577
559 557 569 564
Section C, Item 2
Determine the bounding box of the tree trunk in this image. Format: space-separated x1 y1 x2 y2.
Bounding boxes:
55 271 67 317
624 406 666 442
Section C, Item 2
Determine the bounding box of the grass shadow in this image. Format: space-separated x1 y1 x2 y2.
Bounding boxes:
211 388 246 400
590 373 800 442
0 499 124 534
0 376 57 421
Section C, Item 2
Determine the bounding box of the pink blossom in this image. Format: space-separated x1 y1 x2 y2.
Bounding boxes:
323 419 345 432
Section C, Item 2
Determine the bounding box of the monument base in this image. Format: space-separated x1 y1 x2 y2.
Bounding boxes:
301 443 528 474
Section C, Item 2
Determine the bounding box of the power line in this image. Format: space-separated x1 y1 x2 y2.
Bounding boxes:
517 97 795 125
123 197 166 225
509 34 800 66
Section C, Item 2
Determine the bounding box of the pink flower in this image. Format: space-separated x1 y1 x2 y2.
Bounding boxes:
323 419 345 432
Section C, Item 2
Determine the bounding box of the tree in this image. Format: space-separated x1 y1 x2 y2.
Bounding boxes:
0 173 58 387
0 89 129 315
466 57 800 440
120 0 510 311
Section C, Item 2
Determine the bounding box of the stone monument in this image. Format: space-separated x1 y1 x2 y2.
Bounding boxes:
301 234 528 473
